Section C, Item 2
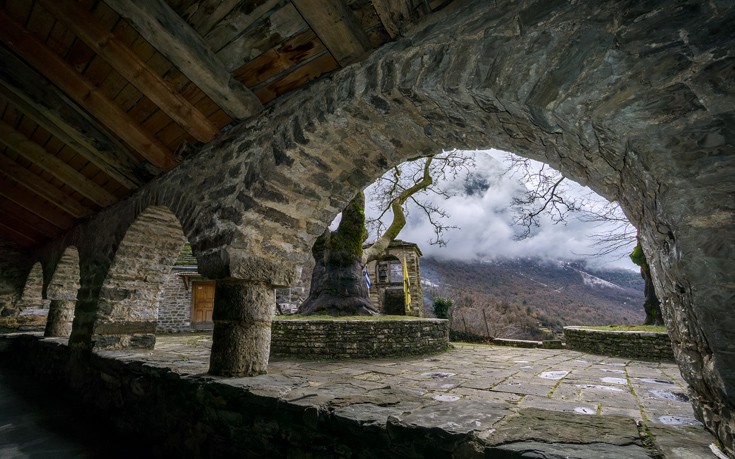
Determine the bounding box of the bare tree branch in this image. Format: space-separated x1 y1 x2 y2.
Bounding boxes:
506 155 587 239
364 149 474 263
506 153 635 258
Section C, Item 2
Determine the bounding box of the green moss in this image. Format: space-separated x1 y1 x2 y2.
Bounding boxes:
579 325 667 333
174 243 197 266
629 242 649 272
328 191 368 258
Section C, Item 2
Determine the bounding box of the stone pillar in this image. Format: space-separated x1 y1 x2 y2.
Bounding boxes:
68 296 96 352
44 299 75 337
208 279 275 376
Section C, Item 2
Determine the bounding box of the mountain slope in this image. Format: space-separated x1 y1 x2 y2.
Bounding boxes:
421 257 645 339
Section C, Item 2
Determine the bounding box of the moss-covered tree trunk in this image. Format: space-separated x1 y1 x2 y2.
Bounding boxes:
298 192 378 316
630 240 663 326
641 265 663 325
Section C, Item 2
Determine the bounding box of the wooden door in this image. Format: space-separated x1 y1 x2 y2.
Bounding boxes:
192 280 215 325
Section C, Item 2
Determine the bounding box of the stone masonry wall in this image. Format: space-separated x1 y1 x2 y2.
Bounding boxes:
270 319 448 358
0 247 32 317
564 327 674 362
156 272 192 333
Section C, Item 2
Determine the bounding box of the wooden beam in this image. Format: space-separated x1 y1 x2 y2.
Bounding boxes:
39 0 219 143
233 31 327 87
371 0 411 39
291 0 372 66
0 176 75 230
0 121 118 207
0 200 61 241
104 0 263 119
185 0 242 36
252 53 338 104
0 48 143 190
0 11 176 170
0 154 92 219
0 220 40 246
213 2 308 72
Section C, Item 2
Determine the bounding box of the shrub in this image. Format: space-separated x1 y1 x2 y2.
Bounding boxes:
433 297 453 319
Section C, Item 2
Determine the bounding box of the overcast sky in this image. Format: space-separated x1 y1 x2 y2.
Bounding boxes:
363 149 638 271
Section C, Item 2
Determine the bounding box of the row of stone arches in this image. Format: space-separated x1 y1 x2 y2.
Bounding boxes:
6 249 79 335
12 206 190 352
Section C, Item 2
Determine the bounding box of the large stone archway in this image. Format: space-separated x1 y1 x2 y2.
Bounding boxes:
90 206 186 350
1 0 731 452
4 262 48 329
189 0 731 449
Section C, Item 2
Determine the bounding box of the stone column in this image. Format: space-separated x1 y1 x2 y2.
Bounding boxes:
208 279 275 376
68 288 101 352
44 299 75 337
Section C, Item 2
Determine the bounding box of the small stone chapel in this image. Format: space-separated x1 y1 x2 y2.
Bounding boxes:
364 240 424 317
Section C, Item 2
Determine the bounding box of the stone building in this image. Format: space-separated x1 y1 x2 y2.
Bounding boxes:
365 240 424 317
156 245 215 332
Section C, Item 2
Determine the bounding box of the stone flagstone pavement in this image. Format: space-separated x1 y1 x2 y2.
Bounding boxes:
88 333 724 459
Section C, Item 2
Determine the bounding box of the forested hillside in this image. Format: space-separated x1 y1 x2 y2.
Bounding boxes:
421 257 645 340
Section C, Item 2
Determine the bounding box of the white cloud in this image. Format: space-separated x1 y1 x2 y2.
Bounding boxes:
364 149 638 271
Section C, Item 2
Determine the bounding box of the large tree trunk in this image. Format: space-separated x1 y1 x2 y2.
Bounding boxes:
630 238 663 326
641 267 664 326
298 192 378 316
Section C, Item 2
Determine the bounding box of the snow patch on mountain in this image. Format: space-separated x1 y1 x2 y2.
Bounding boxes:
422 278 440 288
578 271 624 290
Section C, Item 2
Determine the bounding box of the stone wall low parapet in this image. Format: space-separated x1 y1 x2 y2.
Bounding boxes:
270 318 448 359
563 326 674 361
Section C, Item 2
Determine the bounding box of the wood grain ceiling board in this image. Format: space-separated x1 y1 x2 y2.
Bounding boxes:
0 10 177 169
105 0 263 120
40 0 219 143
0 0 446 250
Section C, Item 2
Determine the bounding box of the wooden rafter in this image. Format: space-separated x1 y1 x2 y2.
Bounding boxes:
291 0 372 66
0 220 40 246
184 0 242 35
234 30 327 86
0 10 176 170
0 48 143 190
0 154 92 219
207 0 301 72
371 0 411 38
0 176 74 230
104 0 263 120
39 0 219 143
0 200 60 240
0 121 117 207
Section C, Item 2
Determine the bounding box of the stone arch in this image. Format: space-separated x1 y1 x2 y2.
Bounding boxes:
197 0 732 449
92 206 187 350
6 262 49 330
16 262 48 330
19 0 724 449
0 247 31 324
44 246 80 338
17 262 44 310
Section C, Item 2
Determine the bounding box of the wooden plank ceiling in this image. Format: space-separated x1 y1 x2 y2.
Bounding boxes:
0 0 449 250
